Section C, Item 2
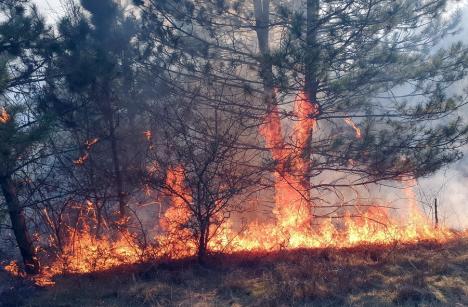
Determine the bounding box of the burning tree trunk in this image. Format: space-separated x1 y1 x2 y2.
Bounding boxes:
301 0 320 203
0 176 39 274
254 0 317 230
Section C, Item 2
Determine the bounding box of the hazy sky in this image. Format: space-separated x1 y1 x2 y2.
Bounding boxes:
31 0 468 228
34 0 64 23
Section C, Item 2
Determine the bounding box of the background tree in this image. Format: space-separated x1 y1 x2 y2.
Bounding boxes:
136 0 468 218
0 0 53 274
1 0 467 275
42 0 149 233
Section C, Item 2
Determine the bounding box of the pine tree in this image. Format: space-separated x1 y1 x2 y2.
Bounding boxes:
45 0 146 228
0 0 53 274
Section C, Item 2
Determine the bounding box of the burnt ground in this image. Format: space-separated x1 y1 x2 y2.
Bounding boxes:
1 236 467 307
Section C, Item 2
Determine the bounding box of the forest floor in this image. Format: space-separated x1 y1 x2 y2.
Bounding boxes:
1 236 467 307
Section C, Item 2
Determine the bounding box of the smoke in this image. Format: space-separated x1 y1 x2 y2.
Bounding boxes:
32 0 468 229
418 3 468 229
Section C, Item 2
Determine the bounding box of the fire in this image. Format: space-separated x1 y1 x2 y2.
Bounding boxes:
1 93 459 286
215 187 453 252
259 92 318 237
3 260 23 277
47 226 142 275
73 152 89 165
3 226 144 286
156 166 197 258
73 138 99 165
85 138 99 149
143 130 152 141
344 117 362 139
207 92 453 251
0 107 10 123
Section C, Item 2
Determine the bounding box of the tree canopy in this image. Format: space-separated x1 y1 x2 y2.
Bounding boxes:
0 0 467 271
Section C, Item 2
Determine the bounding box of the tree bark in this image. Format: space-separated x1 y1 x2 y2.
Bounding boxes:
108 112 127 221
0 175 40 274
197 220 208 265
100 84 127 222
254 0 274 99
254 0 315 205
300 0 320 204
305 0 320 102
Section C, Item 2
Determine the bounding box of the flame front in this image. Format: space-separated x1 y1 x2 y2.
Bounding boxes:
157 166 197 258
212 93 452 251
4 93 457 286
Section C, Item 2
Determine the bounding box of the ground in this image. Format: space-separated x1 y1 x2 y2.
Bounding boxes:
1 237 467 307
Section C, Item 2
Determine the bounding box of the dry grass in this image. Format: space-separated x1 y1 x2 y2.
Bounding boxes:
2 237 467 307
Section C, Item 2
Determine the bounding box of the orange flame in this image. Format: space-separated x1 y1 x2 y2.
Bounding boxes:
73 152 89 165
0 107 10 124
3 261 23 277
2 93 459 286
73 138 99 166
85 138 99 150
344 117 362 139
211 93 452 251
154 92 453 253
258 92 318 238
157 166 197 258
143 130 152 141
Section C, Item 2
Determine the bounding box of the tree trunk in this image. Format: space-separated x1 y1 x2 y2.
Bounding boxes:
300 0 320 209
305 0 320 102
254 0 274 100
197 223 208 265
255 0 319 216
0 176 40 274
101 85 127 222
108 114 127 221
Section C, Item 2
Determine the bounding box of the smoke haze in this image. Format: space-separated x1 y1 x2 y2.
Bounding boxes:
32 0 468 229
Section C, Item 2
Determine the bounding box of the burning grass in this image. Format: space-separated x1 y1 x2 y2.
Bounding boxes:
2 91 457 288
1 235 467 306
0 91 462 299
1 192 456 287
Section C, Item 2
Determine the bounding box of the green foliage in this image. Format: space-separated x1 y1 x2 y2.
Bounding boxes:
141 0 468 182
0 0 53 177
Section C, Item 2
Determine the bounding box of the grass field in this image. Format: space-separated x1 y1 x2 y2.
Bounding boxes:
1 237 467 306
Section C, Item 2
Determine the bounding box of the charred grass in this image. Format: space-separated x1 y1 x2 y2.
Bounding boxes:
1 237 467 307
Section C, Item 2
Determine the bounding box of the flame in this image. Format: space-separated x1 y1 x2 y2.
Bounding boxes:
1 93 459 286
32 213 148 286
143 130 152 141
156 166 197 258
49 226 142 275
3 261 23 277
209 93 453 251
73 152 89 165
0 107 10 124
73 138 99 166
257 92 319 241
344 117 362 139
85 138 99 150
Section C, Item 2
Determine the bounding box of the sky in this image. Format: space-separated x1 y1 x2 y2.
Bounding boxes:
420 2 468 228
32 0 468 228
34 0 64 23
